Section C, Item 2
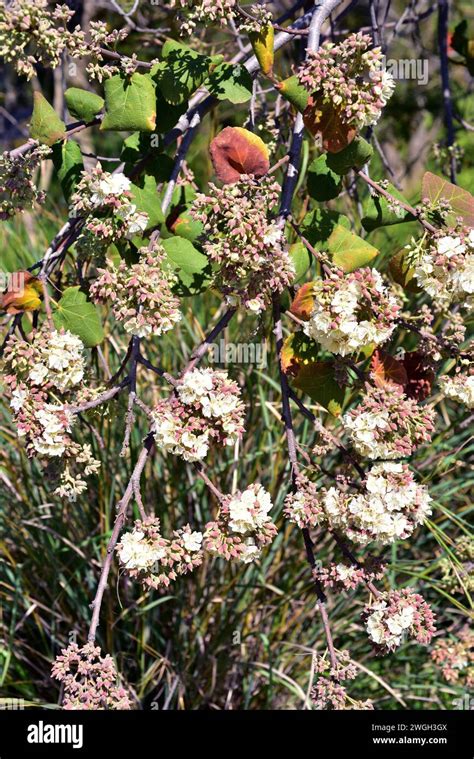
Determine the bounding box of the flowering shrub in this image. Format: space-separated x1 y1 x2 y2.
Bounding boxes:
71 166 148 256
324 463 432 545
51 643 131 709
431 627 474 687
439 366 474 409
0 0 472 716
0 145 51 218
191 177 295 312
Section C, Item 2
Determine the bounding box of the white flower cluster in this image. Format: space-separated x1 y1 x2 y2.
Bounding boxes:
154 408 210 462
70 168 148 251
439 371 474 409
118 530 167 571
22 404 74 457
228 485 273 535
89 172 148 237
342 385 435 460
28 330 85 392
303 269 399 357
324 462 431 545
204 484 277 564
153 369 245 462
178 369 241 422
54 443 101 501
363 588 436 653
116 518 204 590
366 601 416 649
410 230 474 311
343 409 392 457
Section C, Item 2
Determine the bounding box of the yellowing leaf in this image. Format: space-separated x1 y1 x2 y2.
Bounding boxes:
1 272 42 314
276 75 309 112
326 225 378 272
248 24 274 77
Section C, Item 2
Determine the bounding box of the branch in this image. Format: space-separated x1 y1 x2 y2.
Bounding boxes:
356 170 438 233
437 0 457 183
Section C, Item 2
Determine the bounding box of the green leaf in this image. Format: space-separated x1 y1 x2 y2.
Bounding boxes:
326 225 378 272
421 171 474 227
161 237 212 295
129 175 164 230
294 361 344 416
52 287 104 347
100 73 156 132
64 87 104 122
326 137 373 175
166 206 203 242
154 43 221 105
282 333 344 416
389 249 421 293
29 92 66 146
302 209 350 248
307 154 343 201
276 75 309 112
155 90 188 133
362 183 415 231
289 242 311 283
120 133 174 181
206 63 253 103
52 140 84 201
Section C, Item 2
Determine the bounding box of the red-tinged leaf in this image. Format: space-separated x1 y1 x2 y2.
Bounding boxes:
389 249 421 293
370 350 408 389
303 96 357 154
1 271 43 314
290 282 315 321
402 351 434 401
209 126 270 184
421 171 474 227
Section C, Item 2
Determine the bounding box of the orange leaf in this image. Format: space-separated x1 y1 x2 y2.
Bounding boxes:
1 271 43 314
209 127 270 184
303 96 356 153
290 282 315 321
370 350 408 389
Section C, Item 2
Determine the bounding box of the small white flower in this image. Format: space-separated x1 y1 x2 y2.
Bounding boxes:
182 531 203 553
10 387 28 412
